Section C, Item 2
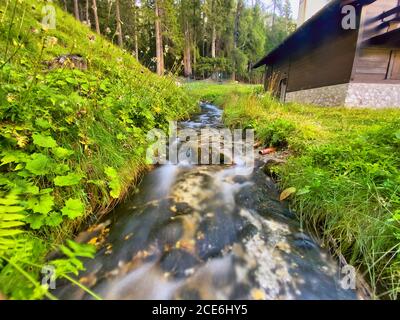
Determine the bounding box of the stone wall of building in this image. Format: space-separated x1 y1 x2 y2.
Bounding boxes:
285 83 400 108
345 83 400 108
285 84 349 106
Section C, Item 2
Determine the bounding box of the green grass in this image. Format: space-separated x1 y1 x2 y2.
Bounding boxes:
183 80 262 105
192 84 400 299
0 0 196 299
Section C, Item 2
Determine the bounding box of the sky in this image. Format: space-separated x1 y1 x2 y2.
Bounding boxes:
289 0 300 19
263 0 300 20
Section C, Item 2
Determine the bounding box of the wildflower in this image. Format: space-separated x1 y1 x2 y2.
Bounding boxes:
6 94 16 103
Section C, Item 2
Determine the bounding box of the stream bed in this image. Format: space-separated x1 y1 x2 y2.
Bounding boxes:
56 103 359 300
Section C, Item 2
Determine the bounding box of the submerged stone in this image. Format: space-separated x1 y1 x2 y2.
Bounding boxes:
159 249 200 279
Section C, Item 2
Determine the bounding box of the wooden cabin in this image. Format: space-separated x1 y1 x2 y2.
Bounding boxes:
253 0 400 108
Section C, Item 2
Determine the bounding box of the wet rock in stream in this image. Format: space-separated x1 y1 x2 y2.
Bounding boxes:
160 249 200 279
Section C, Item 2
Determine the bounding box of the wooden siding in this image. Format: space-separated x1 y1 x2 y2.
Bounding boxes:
352 47 391 82
388 50 400 79
264 29 358 93
287 30 358 92
264 0 400 94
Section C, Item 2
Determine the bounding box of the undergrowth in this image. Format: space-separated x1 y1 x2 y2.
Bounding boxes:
0 0 196 299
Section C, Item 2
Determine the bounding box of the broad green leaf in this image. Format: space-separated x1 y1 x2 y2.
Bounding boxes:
12 179 40 195
35 118 52 129
105 166 121 198
1 150 28 165
45 212 63 227
109 180 122 198
104 166 118 179
14 163 24 171
39 188 53 194
52 147 74 159
25 153 52 175
61 198 85 219
32 133 57 148
54 173 84 186
24 214 46 229
27 193 54 215
392 210 400 221
53 163 70 175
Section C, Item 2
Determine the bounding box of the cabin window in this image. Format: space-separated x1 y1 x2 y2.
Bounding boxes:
387 50 400 80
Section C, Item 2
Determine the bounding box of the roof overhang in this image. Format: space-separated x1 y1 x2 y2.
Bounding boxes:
366 28 400 47
253 0 376 69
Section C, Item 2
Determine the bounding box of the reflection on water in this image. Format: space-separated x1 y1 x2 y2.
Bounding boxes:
55 104 358 300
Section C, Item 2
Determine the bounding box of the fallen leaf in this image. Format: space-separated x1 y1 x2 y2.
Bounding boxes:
88 237 98 245
280 187 297 201
251 288 266 300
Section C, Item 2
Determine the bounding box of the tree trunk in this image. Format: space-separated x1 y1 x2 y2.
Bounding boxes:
183 21 192 78
115 0 123 47
202 19 206 57
85 0 90 26
272 0 276 28
92 0 100 34
134 33 139 59
73 0 80 20
63 0 68 12
155 0 164 75
211 24 216 58
232 0 243 81
133 3 139 59
79 1 84 21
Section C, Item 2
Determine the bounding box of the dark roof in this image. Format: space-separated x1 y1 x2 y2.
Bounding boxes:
253 0 376 69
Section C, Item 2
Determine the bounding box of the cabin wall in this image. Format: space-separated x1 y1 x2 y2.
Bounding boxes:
351 47 395 82
264 29 358 95
287 30 358 92
263 0 400 108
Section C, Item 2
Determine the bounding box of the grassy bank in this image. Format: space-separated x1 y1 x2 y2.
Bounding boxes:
0 0 196 299
183 81 262 105
189 83 400 299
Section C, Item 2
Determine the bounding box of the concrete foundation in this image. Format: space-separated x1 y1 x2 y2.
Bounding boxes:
285 83 400 108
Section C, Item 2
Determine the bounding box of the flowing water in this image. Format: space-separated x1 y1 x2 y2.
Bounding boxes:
56 104 359 300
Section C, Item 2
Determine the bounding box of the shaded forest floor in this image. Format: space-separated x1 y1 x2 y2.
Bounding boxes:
186 82 400 299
